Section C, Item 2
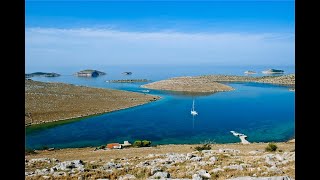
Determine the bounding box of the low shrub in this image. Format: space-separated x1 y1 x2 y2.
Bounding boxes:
133 140 152 147
265 143 278 152
194 144 211 151
25 148 37 155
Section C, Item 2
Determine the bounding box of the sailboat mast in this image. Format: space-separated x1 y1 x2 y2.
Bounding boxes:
192 99 195 111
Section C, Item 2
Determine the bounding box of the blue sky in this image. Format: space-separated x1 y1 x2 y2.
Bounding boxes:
25 0 295 69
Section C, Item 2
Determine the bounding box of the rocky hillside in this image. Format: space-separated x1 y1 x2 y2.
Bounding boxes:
25 142 295 180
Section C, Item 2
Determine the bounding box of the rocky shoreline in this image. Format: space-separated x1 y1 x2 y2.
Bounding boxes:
25 80 160 126
25 142 295 180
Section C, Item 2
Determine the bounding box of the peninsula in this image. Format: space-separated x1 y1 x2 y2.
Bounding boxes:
142 74 295 93
25 80 160 126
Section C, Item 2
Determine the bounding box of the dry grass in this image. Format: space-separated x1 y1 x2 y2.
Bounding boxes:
25 143 294 162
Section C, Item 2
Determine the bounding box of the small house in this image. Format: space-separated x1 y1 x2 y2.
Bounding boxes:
121 141 132 147
107 143 122 149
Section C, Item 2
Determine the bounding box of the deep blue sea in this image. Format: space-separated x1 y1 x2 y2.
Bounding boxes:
25 65 295 149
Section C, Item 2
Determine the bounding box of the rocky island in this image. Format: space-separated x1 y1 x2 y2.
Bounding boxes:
122 72 133 75
74 69 106 77
244 71 256 75
141 76 234 93
262 69 284 74
25 72 60 78
141 74 295 93
25 80 160 126
107 79 150 83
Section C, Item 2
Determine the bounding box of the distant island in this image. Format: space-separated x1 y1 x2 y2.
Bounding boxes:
244 70 256 75
25 72 60 78
74 69 106 77
107 79 150 83
262 69 284 74
122 72 132 75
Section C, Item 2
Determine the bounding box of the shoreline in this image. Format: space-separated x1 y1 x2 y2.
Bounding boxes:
26 136 295 150
26 140 295 159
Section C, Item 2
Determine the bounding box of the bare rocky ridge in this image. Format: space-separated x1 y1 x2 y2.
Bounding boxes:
142 74 295 93
141 77 234 93
25 80 160 126
25 142 295 180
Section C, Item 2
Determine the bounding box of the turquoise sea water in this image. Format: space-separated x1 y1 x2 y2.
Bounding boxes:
25 65 295 149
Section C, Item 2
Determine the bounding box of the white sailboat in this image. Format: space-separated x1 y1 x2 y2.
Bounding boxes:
191 99 198 116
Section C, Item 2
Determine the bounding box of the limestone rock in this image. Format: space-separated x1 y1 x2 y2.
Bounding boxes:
149 172 170 179
119 174 137 180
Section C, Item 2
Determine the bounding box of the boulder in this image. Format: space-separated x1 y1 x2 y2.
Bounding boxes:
53 160 84 171
209 156 216 163
34 168 50 176
103 162 122 169
210 168 224 173
192 174 203 180
218 149 240 154
186 153 196 160
223 165 244 171
151 166 162 175
52 171 67 177
227 176 292 180
197 169 211 179
268 166 283 174
149 172 170 179
28 158 51 164
119 174 137 180
190 157 202 162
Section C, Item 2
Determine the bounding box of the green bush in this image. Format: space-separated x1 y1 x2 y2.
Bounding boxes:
133 140 152 147
265 143 278 152
142 140 152 147
25 148 37 155
194 144 211 151
39 145 49 150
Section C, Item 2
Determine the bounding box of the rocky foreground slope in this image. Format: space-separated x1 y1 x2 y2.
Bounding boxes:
25 142 295 180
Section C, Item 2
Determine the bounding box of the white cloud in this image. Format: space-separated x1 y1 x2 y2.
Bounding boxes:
25 28 295 67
